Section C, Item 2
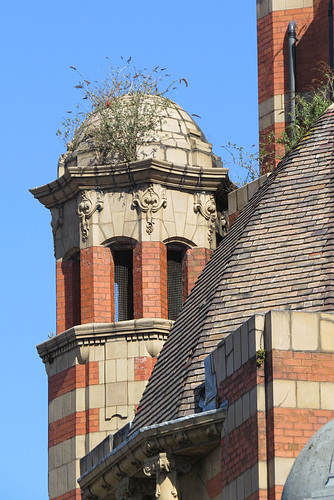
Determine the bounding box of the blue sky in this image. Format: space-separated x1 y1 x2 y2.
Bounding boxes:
0 2 258 498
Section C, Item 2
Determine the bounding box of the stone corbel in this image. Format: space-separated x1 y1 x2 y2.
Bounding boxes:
143 453 191 500
77 189 104 242
50 205 64 256
132 184 167 234
193 192 217 242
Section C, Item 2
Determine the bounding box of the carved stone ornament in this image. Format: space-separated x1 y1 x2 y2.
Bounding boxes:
193 192 217 242
115 477 155 500
143 453 191 499
132 184 167 234
77 190 104 242
50 205 64 256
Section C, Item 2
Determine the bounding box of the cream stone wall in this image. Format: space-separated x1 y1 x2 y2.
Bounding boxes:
257 0 313 20
41 320 171 500
53 185 222 260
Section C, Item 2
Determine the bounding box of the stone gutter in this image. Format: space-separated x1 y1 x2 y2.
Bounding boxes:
78 407 226 500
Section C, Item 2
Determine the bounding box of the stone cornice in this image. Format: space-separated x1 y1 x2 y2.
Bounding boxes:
30 158 231 209
36 318 173 363
78 407 226 500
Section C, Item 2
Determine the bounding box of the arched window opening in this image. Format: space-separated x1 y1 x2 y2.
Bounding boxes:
167 245 185 321
113 249 133 321
63 251 81 329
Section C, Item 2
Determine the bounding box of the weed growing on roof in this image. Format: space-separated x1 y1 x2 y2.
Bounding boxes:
57 58 187 163
223 64 334 185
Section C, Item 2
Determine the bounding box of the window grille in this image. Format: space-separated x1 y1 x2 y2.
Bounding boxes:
167 249 183 320
113 250 133 321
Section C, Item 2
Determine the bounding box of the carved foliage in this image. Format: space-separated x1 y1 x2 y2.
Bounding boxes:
132 184 167 234
193 192 217 242
77 190 104 242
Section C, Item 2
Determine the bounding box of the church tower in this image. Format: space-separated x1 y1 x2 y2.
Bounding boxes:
31 99 231 500
257 0 333 173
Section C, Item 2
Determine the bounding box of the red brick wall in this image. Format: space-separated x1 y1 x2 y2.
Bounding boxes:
48 362 99 401
257 3 334 174
80 246 113 324
52 490 82 500
216 346 334 498
182 247 212 300
134 356 157 380
217 358 266 494
266 349 334 471
56 259 81 334
48 409 99 447
133 242 168 318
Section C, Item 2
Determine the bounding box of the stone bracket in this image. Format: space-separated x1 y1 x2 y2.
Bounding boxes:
78 189 104 242
193 192 217 242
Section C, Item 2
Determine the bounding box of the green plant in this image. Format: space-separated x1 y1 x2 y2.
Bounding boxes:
221 142 260 186
57 58 185 163
277 65 334 154
223 65 334 185
256 348 266 368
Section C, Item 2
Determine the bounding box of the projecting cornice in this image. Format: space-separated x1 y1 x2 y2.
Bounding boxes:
78 407 226 500
30 158 231 209
36 318 173 364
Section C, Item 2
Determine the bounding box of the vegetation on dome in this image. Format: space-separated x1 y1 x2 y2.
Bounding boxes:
57 58 186 163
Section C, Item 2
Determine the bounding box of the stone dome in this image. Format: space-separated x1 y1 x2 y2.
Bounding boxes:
282 419 334 500
58 96 222 176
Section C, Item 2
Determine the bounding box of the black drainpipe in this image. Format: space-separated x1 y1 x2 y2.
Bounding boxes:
329 0 333 100
288 21 297 129
329 0 333 70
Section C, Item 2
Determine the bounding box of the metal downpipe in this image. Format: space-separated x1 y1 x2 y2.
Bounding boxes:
288 21 297 129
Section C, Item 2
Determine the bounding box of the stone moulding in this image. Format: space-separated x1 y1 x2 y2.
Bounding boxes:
78 407 226 500
77 190 104 242
30 158 231 209
50 205 64 256
132 183 167 234
36 318 174 364
193 192 217 242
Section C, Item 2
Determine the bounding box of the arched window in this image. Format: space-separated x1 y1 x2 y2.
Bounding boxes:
112 248 133 321
167 245 186 320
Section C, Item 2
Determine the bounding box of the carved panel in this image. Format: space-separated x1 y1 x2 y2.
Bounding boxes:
132 184 167 234
193 192 217 242
77 190 104 242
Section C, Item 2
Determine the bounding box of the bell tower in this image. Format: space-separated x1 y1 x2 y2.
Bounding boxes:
31 99 231 500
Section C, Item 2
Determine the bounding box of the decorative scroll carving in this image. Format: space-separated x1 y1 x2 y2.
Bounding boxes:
193 192 217 242
143 453 191 499
50 205 64 256
132 184 167 234
77 190 104 242
115 477 154 500
142 437 161 457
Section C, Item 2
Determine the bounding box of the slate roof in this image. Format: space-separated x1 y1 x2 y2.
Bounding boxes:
131 105 334 433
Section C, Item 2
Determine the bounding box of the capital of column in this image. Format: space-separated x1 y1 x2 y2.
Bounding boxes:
143 452 191 499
